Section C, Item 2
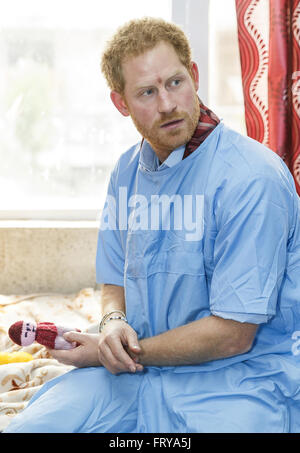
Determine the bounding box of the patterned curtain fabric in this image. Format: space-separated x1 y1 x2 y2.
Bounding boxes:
235 0 300 194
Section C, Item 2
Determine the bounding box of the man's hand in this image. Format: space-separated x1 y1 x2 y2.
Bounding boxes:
98 320 143 375
47 332 101 368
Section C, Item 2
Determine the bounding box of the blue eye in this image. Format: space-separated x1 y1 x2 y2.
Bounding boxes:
142 89 154 97
171 79 181 87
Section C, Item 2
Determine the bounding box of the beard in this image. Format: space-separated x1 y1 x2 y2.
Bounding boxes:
128 94 200 156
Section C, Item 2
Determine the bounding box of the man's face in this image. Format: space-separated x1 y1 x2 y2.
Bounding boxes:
114 41 200 161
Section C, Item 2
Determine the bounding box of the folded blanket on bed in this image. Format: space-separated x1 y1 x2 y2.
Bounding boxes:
0 288 101 431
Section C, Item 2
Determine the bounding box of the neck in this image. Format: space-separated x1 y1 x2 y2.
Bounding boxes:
152 147 174 163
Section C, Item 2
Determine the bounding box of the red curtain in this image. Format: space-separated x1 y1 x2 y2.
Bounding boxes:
235 0 300 194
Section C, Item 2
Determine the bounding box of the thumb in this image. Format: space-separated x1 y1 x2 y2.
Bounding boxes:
126 332 142 354
63 331 85 344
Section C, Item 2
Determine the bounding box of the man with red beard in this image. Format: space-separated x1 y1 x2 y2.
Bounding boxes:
5 17 300 433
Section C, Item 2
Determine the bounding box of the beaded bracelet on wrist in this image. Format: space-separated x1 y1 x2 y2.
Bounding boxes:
99 310 127 333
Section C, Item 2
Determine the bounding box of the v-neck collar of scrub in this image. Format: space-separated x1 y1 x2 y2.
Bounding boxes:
138 121 224 175
139 141 186 172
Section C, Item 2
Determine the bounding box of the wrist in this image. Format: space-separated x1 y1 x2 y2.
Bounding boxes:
99 310 128 333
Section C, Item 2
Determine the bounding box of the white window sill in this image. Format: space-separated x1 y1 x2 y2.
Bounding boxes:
0 219 99 228
0 209 101 228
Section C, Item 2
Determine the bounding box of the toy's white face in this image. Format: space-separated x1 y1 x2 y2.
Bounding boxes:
21 321 36 346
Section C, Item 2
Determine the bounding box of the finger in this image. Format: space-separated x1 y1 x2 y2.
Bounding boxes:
126 332 142 354
99 341 136 374
101 344 135 374
108 337 138 372
135 363 144 372
98 343 125 374
131 354 144 372
63 331 88 344
47 348 74 366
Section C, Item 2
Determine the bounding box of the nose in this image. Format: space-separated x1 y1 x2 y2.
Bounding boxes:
157 89 177 114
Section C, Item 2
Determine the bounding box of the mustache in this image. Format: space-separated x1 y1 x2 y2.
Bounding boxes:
155 112 188 128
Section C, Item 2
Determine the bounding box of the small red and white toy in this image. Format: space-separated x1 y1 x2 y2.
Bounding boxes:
8 321 80 350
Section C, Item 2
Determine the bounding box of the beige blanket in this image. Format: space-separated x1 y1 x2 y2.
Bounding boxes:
0 288 101 431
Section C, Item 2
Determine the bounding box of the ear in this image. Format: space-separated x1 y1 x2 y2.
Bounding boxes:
110 91 130 117
190 62 199 91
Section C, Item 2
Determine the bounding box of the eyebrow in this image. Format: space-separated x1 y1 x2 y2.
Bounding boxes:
134 71 186 94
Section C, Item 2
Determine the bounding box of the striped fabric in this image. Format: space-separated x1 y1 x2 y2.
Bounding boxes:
183 99 220 159
235 0 300 195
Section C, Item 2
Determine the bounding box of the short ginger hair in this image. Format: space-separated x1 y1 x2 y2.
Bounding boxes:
101 17 193 94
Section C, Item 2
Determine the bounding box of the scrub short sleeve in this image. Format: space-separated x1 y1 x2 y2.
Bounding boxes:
95 173 125 287
209 173 292 324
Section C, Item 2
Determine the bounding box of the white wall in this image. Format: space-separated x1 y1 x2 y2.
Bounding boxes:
0 222 98 294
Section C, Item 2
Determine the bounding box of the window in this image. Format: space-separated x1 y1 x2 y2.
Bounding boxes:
209 0 246 134
0 0 172 216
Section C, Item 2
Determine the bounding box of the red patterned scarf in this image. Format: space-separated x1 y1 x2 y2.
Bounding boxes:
183 99 220 159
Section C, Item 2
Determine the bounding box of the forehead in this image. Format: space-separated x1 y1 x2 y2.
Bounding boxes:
122 41 187 91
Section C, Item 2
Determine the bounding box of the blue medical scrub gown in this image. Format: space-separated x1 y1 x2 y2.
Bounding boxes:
5 122 300 433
